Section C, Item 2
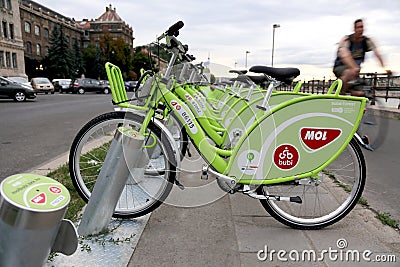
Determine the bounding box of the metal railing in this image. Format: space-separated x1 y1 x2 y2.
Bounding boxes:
277 73 400 108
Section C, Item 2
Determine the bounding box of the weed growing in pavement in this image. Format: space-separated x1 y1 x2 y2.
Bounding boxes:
375 211 399 229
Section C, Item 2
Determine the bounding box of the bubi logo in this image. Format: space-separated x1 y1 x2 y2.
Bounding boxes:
300 127 342 150
30 193 46 205
171 100 181 111
273 144 299 170
49 186 62 194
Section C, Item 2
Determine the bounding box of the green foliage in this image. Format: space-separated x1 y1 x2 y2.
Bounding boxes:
132 50 155 79
375 211 399 228
72 41 85 78
46 25 74 79
82 44 103 79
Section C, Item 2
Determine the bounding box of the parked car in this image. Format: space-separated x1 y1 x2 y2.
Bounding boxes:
99 80 111 94
52 79 72 93
31 77 55 94
124 81 138 91
6 76 33 89
70 78 110 94
0 76 36 102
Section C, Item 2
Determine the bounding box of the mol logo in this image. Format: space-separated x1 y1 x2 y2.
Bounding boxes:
300 127 342 151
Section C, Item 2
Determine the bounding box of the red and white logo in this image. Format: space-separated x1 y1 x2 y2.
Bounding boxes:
300 127 342 150
171 100 181 111
49 186 62 194
273 144 299 170
31 193 46 205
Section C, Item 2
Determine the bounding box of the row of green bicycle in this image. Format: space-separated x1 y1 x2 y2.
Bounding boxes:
69 21 367 229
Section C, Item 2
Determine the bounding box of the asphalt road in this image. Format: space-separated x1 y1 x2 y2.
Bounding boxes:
362 117 400 223
0 93 113 180
1 94 399 223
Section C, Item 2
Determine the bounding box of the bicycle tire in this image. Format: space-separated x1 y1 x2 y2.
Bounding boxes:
257 139 366 229
69 111 177 218
357 97 388 150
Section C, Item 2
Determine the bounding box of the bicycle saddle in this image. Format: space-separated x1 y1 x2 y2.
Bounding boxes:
229 69 248 75
249 66 300 84
229 74 251 83
246 75 269 85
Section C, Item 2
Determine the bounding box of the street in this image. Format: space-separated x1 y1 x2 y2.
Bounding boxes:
0 95 399 223
0 93 113 179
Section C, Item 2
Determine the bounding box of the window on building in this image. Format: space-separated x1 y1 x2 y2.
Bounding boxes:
25 22 31 33
44 28 49 38
45 46 49 56
34 25 40 36
26 41 32 54
0 0 4 8
12 53 17 68
2 21 7 38
5 52 11 68
0 51 4 68
9 23 14 39
6 0 11 9
36 44 41 56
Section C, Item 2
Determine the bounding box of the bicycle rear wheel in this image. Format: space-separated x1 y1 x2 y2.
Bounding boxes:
69 111 177 218
357 97 389 150
258 139 366 229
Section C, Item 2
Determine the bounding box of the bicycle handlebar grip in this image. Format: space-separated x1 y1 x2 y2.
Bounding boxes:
167 21 184 35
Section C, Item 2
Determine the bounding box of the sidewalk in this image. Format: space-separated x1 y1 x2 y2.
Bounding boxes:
25 109 400 266
127 172 400 267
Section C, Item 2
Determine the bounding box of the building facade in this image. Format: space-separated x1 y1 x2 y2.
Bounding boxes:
0 0 26 77
1 1 135 79
78 4 134 49
19 0 83 78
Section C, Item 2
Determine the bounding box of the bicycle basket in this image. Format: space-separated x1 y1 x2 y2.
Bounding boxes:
135 76 154 105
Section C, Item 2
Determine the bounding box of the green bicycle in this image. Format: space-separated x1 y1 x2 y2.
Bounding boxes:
69 21 367 229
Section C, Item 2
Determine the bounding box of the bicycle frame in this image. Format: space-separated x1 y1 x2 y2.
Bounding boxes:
105 28 367 187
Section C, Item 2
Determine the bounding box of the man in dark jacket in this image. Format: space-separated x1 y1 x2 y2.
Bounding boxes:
333 19 390 96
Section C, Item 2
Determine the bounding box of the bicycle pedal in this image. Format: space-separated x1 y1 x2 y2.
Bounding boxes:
201 165 208 180
175 180 185 190
361 135 370 145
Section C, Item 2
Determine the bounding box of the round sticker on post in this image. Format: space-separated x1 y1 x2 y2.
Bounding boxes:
0 174 70 212
273 144 300 170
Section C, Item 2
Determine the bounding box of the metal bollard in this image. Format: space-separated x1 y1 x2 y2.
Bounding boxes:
78 126 145 236
0 174 78 267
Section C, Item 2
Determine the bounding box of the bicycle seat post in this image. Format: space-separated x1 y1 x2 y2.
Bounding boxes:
257 80 278 110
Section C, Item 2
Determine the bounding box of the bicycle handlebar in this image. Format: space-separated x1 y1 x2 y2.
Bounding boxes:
158 21 184 41
167 21 184 36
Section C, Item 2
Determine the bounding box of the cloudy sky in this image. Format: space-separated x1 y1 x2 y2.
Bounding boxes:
36 0 400 80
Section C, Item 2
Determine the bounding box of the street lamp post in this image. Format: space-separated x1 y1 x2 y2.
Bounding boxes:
271 24 280 67
245 51 250 68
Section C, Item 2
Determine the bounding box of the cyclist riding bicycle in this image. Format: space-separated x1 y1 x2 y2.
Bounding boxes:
333 18 391 96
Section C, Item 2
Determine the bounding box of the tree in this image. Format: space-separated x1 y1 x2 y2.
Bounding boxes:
81 44 104 79
46 25 73 79
71 40 85 78
99 34 134 79
132 49 155 79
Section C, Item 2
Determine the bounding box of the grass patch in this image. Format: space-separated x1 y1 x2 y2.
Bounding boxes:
375 211 399 228
357 196 369 206
47 163 86 222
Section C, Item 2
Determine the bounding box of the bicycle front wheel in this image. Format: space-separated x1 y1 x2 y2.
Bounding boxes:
69 111 177 218
258 139 366 229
